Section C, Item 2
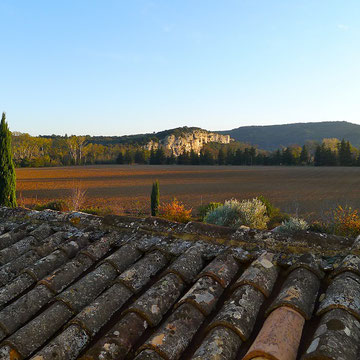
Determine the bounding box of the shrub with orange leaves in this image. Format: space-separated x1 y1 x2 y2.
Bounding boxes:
332 205 360 237
158 198 192 223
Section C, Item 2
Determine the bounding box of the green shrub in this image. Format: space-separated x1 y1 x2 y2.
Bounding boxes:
198 202 222 221
258 195 290 228
34 200 68 212
258 195 278 218
79 206 114 216
309 220 332 234
277 217 309 233
267 212 290 229
204 198 269 229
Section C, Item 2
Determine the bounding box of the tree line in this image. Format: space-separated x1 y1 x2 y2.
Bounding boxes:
10 133 360 167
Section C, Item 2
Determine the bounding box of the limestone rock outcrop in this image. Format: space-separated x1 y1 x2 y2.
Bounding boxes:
144 129 231 156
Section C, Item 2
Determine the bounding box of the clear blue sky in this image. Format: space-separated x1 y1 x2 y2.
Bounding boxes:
1 0 359 136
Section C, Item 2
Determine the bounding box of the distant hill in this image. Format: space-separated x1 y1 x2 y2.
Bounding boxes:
85 126 205 146
218 121 360 150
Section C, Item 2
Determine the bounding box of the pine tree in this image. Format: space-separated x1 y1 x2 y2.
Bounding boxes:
166 150 176 164
339 139 352 166
218 148 225 165
155 148 166 164
314 145 322 166
190 150 200 165
0 113 17 207
150 180 159 216
124 149 133 164
300 145 309 165
116 152 124 164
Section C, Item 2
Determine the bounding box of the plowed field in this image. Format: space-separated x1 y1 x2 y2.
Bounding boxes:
16 165 360 218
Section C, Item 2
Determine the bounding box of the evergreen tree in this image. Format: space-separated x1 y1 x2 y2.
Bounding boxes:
218 148 225 165
0 113 17 207
225 148 234 165
177 151 191 165
314 145 322 166
166 150 176 164
116 152 124 164
149 149 156 164
282 147 294 165
199 149 214 165
272 149 282 165
150 180 159 216
233 149 243 165
134 149 146 164
190 150 200 165
300 145 309 165
124 149 133 164
155 148 166 164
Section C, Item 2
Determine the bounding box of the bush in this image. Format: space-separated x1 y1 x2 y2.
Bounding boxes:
258 195 290 228
204 198 269 229
197 202 222 221
34 200 68 212
159 198 192 223
277 217 309 233
79 206 114 216
331 205 360 237
309 220 331 234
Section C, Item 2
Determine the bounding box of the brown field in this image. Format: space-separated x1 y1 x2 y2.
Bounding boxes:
15 165 360 218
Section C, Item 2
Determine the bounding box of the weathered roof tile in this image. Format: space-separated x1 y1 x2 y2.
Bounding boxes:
56 262 118 313
209 284 265 342
196 251 239 288
164 244 205 283
0 301 73 359
303 309 360 360
80 311 149 360
191 325 241 360
267 267 320 320
138 303 205 360
126 272 184 326
232 252 278 298
176 276 224 316
117 250 168 293
0 284 53 340
30 324 90 360
317 271 360 320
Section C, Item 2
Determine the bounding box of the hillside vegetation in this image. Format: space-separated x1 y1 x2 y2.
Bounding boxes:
219 121 360 150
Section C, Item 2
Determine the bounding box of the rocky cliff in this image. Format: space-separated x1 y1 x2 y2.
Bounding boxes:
144 129 231 156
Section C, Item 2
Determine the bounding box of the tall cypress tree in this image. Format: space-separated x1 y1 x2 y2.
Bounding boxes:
0 113 17 207
150 180 159 216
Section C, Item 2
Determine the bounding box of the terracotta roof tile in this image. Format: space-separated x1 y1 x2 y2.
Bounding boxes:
232 252 279 298
0 207 359 359
137 303 205 360
196 251 239 288
191 325 241 360
317 271 360 320
303 309 360 360
266 267 320 320
244 306 305 360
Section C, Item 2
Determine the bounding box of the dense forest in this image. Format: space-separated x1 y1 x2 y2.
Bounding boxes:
11 132 360 167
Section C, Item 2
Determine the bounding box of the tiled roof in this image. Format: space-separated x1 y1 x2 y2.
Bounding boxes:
0 207 358 360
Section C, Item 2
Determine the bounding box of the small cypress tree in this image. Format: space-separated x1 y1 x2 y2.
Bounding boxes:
0 113 17 207
150 180 159 216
